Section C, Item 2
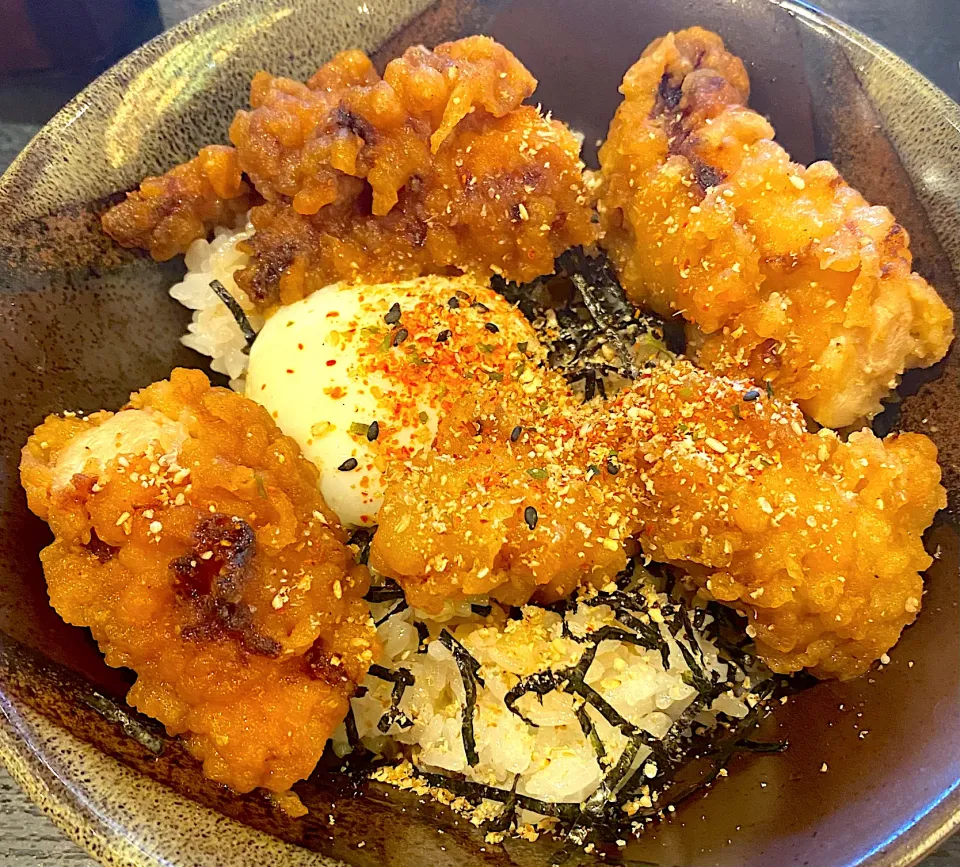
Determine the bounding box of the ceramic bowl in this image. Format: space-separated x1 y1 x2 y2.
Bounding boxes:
0 1 957 865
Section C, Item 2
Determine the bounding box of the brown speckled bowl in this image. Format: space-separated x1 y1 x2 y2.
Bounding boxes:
0 1 957 865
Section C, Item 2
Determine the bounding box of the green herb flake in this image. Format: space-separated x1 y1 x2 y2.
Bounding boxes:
517 341 528 353
487 370 504 382
418 411 429 424
526 467 548 481
254 473 267 499
765 380 775 399
478 343 495 354
349 422 370 437
732 404 742 420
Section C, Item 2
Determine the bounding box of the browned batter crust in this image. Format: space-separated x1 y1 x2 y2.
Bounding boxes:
102 37 597 305
371 358 944 680
596 27 953 428
21 369 378 795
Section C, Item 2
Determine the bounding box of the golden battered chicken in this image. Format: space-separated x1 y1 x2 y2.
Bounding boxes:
371 360 944 679
21 369 378 797
596 27 954 428
102 37 596 307
100 145 252 262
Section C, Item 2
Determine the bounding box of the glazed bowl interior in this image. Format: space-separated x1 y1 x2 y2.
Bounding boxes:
0 1 958 866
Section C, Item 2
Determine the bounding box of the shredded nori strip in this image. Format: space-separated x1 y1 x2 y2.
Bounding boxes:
493 248 671 401
736 738 788 754
470 602 493 617
364 579 405 603
368 664 415 732
344 704 367 755
503 639 668 768
347 528 375 566
353 556 799 844
375 597 408 627
579 591 671 668
398 676 783 841
575 703 606 761
438 629 484 767
209 280 257 352
414 770 583 822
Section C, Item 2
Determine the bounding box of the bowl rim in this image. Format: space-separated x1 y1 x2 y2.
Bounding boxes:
0 0 958 864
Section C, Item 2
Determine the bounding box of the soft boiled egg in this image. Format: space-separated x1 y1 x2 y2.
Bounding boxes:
246 275 541 527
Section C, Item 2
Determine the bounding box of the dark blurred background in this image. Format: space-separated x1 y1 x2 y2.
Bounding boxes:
0 0 958 174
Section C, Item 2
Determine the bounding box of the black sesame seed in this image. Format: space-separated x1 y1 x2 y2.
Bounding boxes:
367 421 379 442
384 302 401 325
392 328 408 346
471 301 489 313
510 425 522 442
524 505 538 530
484 322 499 334
448 297 460 309
607 458 619 475
436 329 451 343
338 458 359 471
743 389 760 402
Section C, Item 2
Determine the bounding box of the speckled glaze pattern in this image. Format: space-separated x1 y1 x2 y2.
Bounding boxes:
0 1 957 866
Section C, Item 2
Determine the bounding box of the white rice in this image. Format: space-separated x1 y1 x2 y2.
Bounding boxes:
333 568 754 819
169 222 261 391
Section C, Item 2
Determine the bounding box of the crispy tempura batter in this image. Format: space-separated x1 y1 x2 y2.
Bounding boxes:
21 369 378 795
100 145 252 262
102 37 596 305
372 360 944 679
596 27 954 428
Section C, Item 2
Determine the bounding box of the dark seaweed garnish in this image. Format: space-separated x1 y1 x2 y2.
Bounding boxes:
575 703 606 761
494 249 672 401
209 279 257 352
368 664 415 732
364 581 405 604
351 551 790 845
347 527 375 566
438 629 485 767
344 704 366 755
358 566 792 845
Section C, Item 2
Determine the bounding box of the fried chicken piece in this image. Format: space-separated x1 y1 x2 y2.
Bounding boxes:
101 37 596 302
101 145 252 261
235 107 593 307
21 368 378 795
371 360 944 679
596 27 954 428
232 37 536 214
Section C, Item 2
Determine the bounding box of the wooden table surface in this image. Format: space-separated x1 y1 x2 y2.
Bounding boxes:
0 0 958 864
